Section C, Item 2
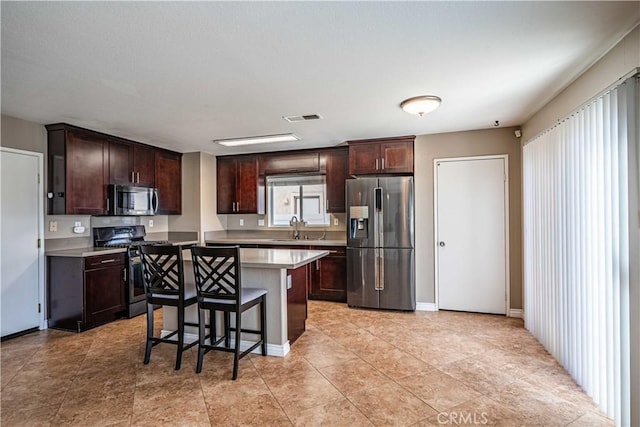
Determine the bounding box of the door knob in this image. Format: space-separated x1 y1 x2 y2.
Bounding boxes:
439 241 445 247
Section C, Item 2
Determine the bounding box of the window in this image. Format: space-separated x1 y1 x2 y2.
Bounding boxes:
267 175 329 226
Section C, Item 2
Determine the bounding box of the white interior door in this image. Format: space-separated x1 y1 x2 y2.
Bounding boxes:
436 156 508 314
1 149 43 337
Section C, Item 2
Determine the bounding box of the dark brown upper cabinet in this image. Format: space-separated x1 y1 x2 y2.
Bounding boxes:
133 145 156 187
217 155 260 214
108 140 134 185
348 135 414 175
47 123 182 215
260 151 320 175
108 140 155 186
323 147 349 213
155 151 182 215
46 124 109 215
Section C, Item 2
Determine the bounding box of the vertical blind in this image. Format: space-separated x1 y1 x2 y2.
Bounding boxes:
523 75 636 426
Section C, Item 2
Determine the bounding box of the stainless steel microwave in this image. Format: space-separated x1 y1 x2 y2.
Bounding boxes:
108 185 159 216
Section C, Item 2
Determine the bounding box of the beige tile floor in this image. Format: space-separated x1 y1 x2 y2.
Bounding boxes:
1 301 612 426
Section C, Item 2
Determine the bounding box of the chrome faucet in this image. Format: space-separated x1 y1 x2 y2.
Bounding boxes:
290 215 301 239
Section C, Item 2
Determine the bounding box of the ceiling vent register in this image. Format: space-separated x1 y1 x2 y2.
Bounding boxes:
283 114 322 123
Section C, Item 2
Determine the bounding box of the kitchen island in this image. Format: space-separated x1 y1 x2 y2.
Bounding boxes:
163 247 328 357
204 232 349 302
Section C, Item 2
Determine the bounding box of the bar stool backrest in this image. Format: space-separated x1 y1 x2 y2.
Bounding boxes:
190 246 241 309
139 245 185 299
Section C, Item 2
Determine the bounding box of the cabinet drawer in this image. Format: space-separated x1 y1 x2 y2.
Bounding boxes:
84 253 125 270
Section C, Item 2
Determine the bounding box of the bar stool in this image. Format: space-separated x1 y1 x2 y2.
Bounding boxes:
190 245 267 380
139 245 198 370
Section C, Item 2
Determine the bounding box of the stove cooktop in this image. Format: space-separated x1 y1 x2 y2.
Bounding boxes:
93 225 169 249
102 240 170 249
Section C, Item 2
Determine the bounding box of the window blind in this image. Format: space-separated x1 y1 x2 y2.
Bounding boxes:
523 75 637 426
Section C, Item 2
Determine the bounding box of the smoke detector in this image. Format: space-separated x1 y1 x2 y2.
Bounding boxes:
283 114 322 123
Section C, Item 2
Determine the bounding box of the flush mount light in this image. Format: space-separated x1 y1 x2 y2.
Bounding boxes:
214 133 300 147
400 95 442 116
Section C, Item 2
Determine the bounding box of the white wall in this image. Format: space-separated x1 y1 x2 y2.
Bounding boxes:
523 26 639 141
168 152 201 233
1 114 47 154
413 127 523 309
168 152 225 243
199 152 225 235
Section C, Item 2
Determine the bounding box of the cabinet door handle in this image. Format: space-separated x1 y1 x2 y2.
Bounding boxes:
101 259 116 264
381 158 385 170
106 197 110 213
236 201 240 211
136 172 140 183
232 202 236 212
326 199 329 212
123 268 127 281
316 260 320 271
375 158 379 170
131 171 135 183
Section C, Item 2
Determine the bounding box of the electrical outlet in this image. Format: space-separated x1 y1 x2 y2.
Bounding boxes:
74 221 81 227
49 220 58 232
239 219 244 226
258 219 265 226
148 219 154 228
333 218 339 226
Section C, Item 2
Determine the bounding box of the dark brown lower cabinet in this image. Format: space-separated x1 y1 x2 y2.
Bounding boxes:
309 246 347 302
286 265 308 344
48 253 126 332
215 242 348 303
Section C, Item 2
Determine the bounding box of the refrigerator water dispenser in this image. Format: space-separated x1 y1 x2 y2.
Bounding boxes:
349 206 369 239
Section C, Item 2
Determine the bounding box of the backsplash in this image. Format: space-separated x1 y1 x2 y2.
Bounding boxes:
44 215 92 239
44 215 170 251
45 215 169 240
91 215 169 232
204 229 346 241
224 213 346 231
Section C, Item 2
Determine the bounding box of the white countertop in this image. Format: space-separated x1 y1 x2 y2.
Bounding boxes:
46 244 327 269
183 247 329 269
45 239 200 258
204 237 346 247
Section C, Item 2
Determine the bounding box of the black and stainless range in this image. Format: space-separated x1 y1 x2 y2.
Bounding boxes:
93 225 170 318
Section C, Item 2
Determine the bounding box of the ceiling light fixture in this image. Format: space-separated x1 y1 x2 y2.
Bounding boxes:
214 133 300 147
400 95 442 116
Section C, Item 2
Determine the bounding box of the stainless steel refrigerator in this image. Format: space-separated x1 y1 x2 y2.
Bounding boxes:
346 177 415 310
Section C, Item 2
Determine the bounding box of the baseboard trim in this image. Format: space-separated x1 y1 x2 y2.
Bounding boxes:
160 329 289 357
416 302 437 311
508 309 523 318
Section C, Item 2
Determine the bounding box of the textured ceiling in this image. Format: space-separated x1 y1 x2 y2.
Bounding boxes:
2 2 638 155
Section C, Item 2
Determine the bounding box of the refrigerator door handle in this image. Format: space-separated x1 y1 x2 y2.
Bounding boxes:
374 248 381 290
375 250 384 290
375 187 384 248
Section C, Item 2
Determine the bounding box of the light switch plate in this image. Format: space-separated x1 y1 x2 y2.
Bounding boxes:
239 219 244 226
334 218 339 226
258 219 265 226
74 221 81 227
